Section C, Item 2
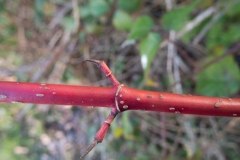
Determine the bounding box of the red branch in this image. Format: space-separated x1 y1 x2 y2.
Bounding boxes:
0 81 116 108
0 81 239 117
116 86 240 117
0 59 240 158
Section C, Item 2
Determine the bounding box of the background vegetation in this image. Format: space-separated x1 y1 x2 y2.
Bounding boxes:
0 0 240 159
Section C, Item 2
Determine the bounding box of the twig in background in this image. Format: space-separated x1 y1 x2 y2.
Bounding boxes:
72 0 80 34
159 6 216 57
173 52 182 94
195 42 240 73
165 17 183 94
49 2 72 29
177 7 216 38
193 1 240 45
165 0 174 11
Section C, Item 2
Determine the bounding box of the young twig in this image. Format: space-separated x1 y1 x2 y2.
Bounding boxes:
85 59 120 86
80 108 119 159
80 60 121 158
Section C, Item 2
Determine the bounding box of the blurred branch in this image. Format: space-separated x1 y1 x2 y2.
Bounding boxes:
195 42 240 73
193 1 240 44
49 2 72 29
72 0 80 33
165 0 174 11
177 7 216 38
160 7 216 49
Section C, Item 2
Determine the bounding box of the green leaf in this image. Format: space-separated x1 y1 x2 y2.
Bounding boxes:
139 32 161 79
161 0 200 31
80 0 109 23
118 0 141 13
89 0 109 17
195 55 240 97
207 23 240 50
113 10 133 31
226 2 240 18
79 5 91 19
60 16 75 31
128 16 154 40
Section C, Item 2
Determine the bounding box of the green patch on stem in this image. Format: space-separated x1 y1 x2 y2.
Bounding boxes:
195 55 240 96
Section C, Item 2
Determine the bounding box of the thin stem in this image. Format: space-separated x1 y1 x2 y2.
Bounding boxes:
80 141 98 159
85 59 120 86
80 108 119 159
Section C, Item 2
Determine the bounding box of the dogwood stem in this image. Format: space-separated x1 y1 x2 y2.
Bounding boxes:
0 59 239 158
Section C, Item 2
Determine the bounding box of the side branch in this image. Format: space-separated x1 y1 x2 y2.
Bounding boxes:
80 60 122 158
85 59 120 86
80 108 119 159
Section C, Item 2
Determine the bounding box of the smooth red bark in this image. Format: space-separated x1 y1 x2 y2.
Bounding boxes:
116 86 240 117
0 81 239 117
0 81 116 108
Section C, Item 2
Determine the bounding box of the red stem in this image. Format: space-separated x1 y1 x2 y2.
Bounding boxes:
0 81 239 117
0 81 116 108
116 86 240 117
1 59 239 158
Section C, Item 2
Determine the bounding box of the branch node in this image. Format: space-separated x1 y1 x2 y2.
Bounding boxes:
106 71 112 77
115 84 124 112
104 120 111 126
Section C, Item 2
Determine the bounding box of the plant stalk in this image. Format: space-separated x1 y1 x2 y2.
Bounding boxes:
1 59 239 158
0 81 116 108
0 81 239 117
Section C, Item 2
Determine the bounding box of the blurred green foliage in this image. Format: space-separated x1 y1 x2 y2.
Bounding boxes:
206 20 240 50
162 0 201 31
128 16 154 40
196 55 240 96
113 10 133 31
80 0 109 20
118 0 141 13
0 104 46 160
139 32 161 80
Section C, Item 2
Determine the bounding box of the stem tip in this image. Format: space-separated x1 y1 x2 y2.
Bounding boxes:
80 140 98 159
